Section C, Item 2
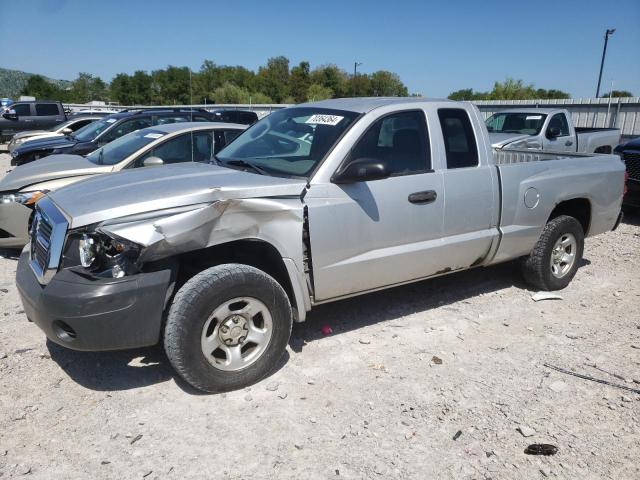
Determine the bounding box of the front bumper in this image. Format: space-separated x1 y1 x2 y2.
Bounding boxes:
16 250 173 351
623 178 640 208
0 202 32 248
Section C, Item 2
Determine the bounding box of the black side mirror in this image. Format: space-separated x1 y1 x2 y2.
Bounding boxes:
332 158 390 184
547 126 561 138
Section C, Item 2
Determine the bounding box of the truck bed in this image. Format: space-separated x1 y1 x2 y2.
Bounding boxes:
490 148 624 265
493 148 596 165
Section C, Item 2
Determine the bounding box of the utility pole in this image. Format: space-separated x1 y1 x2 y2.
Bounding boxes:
353 62 362 97
595 29 615 98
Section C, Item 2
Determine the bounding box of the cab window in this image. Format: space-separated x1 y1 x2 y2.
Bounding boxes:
548 114 570 137
12 104 32 116
136 131 213 166
350 110 431 175
438 108 479 169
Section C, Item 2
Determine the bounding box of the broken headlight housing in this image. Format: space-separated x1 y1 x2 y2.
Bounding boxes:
66 231 142 278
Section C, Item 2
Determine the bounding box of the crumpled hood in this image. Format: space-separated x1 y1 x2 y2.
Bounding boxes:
489 132 532 148
0 154 110 191
49 162 307 228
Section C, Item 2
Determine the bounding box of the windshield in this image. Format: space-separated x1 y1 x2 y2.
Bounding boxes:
217 107 359 177
73 117 116 142
86 129 166 165
485 112 547 135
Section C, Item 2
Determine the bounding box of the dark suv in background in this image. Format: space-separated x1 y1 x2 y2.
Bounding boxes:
210 109 259 125
0 101 66 141
9 108 217 166
615 138 640 209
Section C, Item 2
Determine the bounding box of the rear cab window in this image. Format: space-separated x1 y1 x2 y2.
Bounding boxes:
35 103 60 116
437 108 479 169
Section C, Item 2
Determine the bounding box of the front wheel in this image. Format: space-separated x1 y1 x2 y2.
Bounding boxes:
521 215 584 291
164 264 292 393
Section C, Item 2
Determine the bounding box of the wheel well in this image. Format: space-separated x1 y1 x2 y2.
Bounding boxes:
175 239 295 310
548 198 591 234
594 145 612 154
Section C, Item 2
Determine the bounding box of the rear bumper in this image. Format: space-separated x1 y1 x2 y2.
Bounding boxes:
16 250 173 351
0 202 32 248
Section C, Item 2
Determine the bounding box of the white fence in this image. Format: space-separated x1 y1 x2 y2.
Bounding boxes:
66 97 640 138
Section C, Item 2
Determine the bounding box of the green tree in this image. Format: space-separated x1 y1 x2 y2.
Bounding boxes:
67 73 107 103
307 83 333 101
369 71 408 96
257 56 290 103
309 64 348 98
289 61 310 103
212 82 251 104
600 90 633 98
21 75 64 100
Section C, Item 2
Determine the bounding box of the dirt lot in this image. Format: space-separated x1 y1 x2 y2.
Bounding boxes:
0 152 638 479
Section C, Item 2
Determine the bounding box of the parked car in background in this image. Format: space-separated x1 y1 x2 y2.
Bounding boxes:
0 98 13 108
0 122 245 248
486 108 620 153
614 137 640 208
9 108 218 166
0 100 67 142
14 98 624 392
8 115 101 154
211 109 259 125
69 108 119 116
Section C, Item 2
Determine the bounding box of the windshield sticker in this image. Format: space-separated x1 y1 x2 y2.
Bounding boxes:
526 115 542 120
106 118 117 123
144 133 164 139
305 114 344 126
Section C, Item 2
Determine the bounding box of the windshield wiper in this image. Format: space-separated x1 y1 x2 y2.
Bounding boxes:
222 159 268 175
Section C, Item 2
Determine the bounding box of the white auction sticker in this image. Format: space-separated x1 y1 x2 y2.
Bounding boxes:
525 115 542 120
305 114 344 126
144 133 164 139
106 118 117 123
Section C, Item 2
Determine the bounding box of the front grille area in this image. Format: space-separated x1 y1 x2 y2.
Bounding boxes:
623 151 640 181
28 197 68 284
31 210 53 272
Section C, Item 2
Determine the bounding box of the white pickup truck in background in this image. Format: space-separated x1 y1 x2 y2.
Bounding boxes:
486 108 620 153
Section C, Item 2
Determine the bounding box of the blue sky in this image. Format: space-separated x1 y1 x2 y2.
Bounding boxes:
1 0 639 98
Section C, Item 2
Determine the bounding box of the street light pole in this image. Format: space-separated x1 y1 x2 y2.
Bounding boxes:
353 62 363 97
595 29 615 98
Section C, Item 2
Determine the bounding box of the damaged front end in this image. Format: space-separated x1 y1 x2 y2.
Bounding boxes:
61 197 306 282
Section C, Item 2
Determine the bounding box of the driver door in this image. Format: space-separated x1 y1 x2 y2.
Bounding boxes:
306 110 447 301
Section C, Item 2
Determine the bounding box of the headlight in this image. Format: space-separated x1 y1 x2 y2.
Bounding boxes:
0 190 47 206
12 138 25 146
74 231 142 278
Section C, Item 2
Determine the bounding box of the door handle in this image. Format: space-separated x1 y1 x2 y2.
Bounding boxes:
565 140 573 146
408 190 437 204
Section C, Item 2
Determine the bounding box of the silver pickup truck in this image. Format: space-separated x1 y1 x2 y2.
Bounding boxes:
15 98 625 393
487 108 620 153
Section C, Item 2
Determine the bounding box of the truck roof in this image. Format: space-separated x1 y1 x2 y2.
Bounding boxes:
492 108 564 115
300 97 456 113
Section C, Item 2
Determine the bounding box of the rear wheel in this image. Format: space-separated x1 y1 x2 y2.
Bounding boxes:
521 215 584 291
164 264 292 393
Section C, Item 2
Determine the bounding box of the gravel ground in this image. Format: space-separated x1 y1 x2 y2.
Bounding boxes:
0 152 638 479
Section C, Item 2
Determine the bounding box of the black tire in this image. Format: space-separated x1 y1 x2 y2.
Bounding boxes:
164 264 292 393
521 215 584 291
